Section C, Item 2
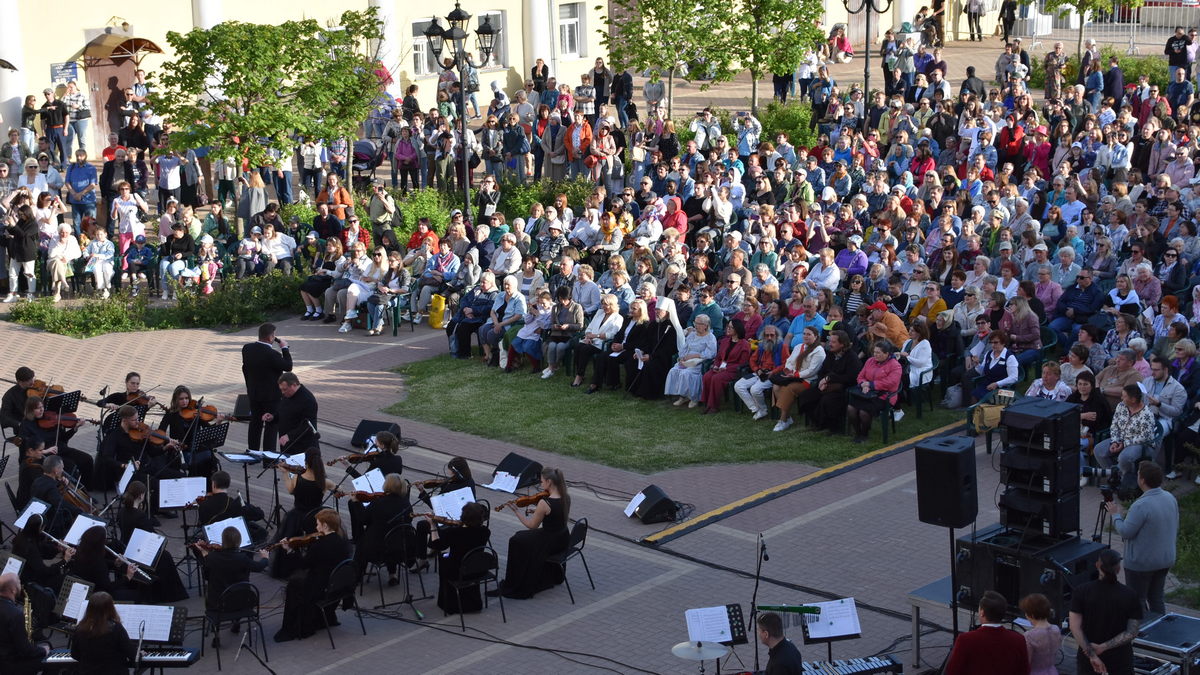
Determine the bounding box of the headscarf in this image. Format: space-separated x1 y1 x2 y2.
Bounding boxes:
656 296 686 353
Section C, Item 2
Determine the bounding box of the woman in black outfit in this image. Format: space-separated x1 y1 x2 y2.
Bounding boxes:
70 591 137 675
630 296 682 399
591 298 656 392
272 448 331 579
12 514 70 638
198 526 268 612
156 385 219 477
341 431 405 541
19 396 94 491
352 473 413 585
66 526 138 601
116 481 188 603
1067 371 1113 464
414 457 478 561
93 372 160 414
492 467 571 599
274 509 351 643
423 502 491 615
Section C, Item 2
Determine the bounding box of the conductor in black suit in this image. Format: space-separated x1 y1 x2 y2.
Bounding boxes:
274 372 318 454
241 323 292 454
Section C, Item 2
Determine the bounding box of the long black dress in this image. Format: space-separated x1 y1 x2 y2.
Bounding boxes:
630 323 678 399
117 507 189 603
499 497 569 599
278 533 351 641
272 475 325 579
431 525 492 614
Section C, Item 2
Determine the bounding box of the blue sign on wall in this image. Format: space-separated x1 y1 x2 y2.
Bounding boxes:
50 62 79 86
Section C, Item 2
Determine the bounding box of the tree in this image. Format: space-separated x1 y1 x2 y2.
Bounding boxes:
1031 0 1145 62
596 0 729 119
150 9 384 173
713 0 825 113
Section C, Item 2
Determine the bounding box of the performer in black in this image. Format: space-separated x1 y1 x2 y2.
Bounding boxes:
424 502 491 614
0 366 35 432
69 591 138 672
18 396 95 490
0 572 48 675
351 474 414 584
197 526 269 622
197 471 267 543
758 611 804 674
491 467 570 599
1070 548 1143 675
273 372 317 454
273 509 351 643
116 481 189 603
30 456 82 538
95 405 145 491
241 323 292 454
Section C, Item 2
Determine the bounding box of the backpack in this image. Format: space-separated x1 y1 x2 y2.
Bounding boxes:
466 66 480 93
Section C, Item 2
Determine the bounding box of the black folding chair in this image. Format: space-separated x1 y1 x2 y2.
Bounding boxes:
200 582 268 671
547 518 595 604
315 559 367 649
363 523 426 608
447 546 505 632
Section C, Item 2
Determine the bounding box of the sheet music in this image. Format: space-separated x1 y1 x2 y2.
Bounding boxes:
249 450 287 461
1 554 23 577
685 605 733 643
64 514 107 545
351 469 385 494
624 491 647 517
63 582 90 621
157 476 208 509
220 453 258 463
114 604 174 642
482 471 519 493
204 516 252 547
13 499 49 529
431 487 474 520
123 529 165 567
804 598 862 640
117 463 136 496
286 452 307 467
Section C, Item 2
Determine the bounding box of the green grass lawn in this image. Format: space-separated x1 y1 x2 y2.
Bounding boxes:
385 354 964 473
1169 486 1200 608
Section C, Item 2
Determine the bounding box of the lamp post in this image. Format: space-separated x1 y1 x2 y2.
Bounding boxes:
842 0 893 95
423 3 498 223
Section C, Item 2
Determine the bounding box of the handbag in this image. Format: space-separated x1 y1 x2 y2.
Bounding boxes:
332 277 353 291
584 154 599 169
769 372 803 387
75 107 92 120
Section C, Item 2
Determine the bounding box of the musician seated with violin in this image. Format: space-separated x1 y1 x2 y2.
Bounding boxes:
12 514 72 636
157 385 224 477
197 471 267 542
413 457 477 565
350 473 413 586
94 371 160 415
31 456 85 538
274 509 351 644
19 396 96 491
95 405 144 492
117 481 189 603
490 467 570 600
0 572 49 675
70 591 139 674
196 526 269 632
336 430 404 479
272 448 332 579
66 526 140 602
0 366 35 434
423 501 491 615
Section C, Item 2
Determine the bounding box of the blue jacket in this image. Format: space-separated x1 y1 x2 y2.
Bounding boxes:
456 287 498 324
1053 281 1104 321
502 126 529 155
1113 487 1178 572
125 245 154 267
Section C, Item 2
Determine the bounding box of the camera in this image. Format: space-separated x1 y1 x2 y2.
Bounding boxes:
1081 465 1121 500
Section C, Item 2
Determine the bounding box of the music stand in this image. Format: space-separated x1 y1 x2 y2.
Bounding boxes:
191 422 229 475
800 598 863 662
53 575 93 624
218 452 260 505
43 390 80 414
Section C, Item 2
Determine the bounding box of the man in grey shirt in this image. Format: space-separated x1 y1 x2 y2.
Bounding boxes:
1105 461 1179 617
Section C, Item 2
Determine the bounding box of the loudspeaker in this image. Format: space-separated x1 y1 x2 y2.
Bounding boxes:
999 488 1080 537
1001 398 1081 452
350 420 402 448
494 452 543 489
232 394 252 421
915 436 978 528
629 485 678 524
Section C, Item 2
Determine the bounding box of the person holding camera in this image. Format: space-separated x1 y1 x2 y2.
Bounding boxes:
1105 461 1179 618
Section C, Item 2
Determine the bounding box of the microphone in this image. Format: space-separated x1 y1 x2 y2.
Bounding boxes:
760 534 769 562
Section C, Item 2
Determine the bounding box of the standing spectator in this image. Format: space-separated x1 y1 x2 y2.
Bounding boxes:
61 80 90 156
39 87 68 169
964 0 985 42
64 149 97 232
1166 26 1193 82
1069 549 1142 675
945 590 1031 675
1105 461 1179 618
1043 43 1068 101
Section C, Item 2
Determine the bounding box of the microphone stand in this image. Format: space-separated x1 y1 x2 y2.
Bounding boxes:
135 620 145 671
751 533 768 672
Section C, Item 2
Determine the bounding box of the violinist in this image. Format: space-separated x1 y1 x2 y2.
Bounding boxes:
95 405 143 491
116 481 188 603
0 365 34 433
156 385 219 476
489 467 571 600
30 456 82 537
424 502 491 615
94 371 158 413
197 471 266 541
352 473 413 585
0 572 48 675
273 373 318 454
69 591 138 674
340 430 404 478
19 396 95 489
65 526 139 601
197 527 268 622
272 448 331 579
273 509 350 644
413 456 476 565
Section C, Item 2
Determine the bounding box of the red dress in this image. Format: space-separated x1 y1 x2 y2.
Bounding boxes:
700 337 751 411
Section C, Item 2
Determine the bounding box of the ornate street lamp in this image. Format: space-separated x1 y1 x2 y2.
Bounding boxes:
842 0 894 95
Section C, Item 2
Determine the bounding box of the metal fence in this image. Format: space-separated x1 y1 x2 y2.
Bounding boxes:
1017 1 1198 54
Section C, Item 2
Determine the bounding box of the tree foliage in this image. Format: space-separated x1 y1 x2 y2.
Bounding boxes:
1026 0 1146 60
150 8 384 168
713 0 825 111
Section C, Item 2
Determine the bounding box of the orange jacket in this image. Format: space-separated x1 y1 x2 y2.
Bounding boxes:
565 121 593 162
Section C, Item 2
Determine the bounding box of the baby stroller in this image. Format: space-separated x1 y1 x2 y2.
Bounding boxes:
352 138 387 190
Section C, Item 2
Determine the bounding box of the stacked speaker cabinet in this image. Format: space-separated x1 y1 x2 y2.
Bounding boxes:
998 399 1081 538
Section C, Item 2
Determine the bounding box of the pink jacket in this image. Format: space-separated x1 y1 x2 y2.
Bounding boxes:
857 355 902 405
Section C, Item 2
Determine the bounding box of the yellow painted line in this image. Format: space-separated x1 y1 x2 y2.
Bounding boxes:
642 420 965 544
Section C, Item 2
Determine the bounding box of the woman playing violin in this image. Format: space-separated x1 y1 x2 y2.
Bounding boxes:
413 456 477 565
271 448 331 579
12 513 72 624
19 396 95 490
339 430 404 478
197 526 269 617
424 501 490 615
156 385 222 476
116 480 188 603
490 467 571 600
274 509 350 643
351 473 413 586
94 371 159 412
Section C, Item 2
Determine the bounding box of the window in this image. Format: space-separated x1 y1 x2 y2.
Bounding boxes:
411 20 439 76
477 12 507 67
559 3 584 59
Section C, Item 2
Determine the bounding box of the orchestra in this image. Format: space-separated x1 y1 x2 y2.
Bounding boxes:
0 347 588 671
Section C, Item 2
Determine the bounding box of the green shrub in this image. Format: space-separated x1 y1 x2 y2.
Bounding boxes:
392 187 457 238
495 176 596 222
9 293 157 337
1026 46 1168 92
279 201 316 230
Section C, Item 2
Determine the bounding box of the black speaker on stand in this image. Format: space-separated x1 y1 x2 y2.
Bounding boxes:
350 420 402 449
628 485 678 524
915 435 978 640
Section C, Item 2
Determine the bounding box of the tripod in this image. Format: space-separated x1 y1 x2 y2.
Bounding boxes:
1092 494 1115 546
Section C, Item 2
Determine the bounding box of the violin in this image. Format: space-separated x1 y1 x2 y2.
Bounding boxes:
178 399 222 423
188 540 224 553
413 478 447 489
422 514 462 526
185 493 214 507
332 490 387 502
494 490 550 511
277 463 306 475
36 410 99 430
262 531 328 552
325 453 372 466
27 380 64 399
126 421 177 447
125 390 167 411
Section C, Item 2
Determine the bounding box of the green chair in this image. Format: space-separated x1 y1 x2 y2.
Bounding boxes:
846 389 898 444
1032 325 1058 377
908 354 938 419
